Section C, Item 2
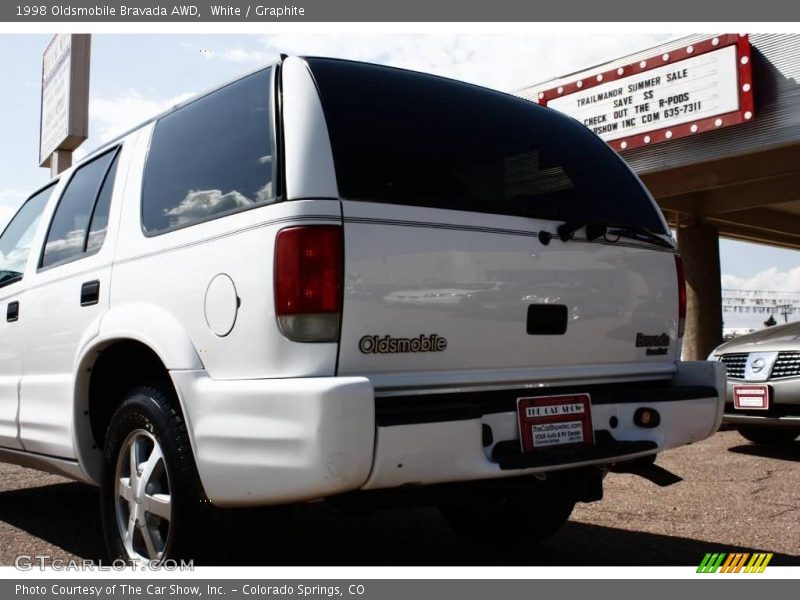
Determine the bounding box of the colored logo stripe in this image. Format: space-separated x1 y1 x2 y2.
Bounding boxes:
721 553 749 573
745 553 773 573
697 552 773 573
697 553 726 573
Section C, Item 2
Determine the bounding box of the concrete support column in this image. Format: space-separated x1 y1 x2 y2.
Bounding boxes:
677 222 723 360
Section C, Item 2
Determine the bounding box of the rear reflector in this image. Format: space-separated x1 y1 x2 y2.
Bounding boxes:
675 254 686 338
634 407 660 428
274 225 343 342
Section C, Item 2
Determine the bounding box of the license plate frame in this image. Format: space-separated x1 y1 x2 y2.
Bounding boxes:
516 393 594 453
733 384 770 410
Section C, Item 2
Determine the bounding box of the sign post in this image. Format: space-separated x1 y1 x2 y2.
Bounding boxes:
39 33 90 177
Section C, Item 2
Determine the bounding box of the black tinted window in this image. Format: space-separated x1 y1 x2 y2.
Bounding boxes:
142 68 275 235
41 148 118 269
307 59 666 233
87 152 120 254
0 184 55 287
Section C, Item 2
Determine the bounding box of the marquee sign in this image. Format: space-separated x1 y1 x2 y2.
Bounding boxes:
538 34 754 152
39 34 90 167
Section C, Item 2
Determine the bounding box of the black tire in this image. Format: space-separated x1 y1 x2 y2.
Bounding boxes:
737 425 800 446
100 384 221 564
439 483 575 546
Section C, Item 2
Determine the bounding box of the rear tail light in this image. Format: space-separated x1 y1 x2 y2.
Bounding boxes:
675 253 686 338
274 225 343 342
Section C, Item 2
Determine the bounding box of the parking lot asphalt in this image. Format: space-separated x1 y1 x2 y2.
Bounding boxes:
1 427 798 567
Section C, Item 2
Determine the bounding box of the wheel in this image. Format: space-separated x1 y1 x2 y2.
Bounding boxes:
737 425 800 446
439 483 575 546
100 385 217 563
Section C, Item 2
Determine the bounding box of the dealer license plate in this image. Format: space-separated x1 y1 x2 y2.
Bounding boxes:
516 394 594 452
733 384 770 410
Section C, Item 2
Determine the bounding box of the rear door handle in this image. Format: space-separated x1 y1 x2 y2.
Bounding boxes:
7 301 19 322
80 280 100 307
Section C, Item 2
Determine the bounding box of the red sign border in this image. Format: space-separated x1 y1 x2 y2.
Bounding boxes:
733 384 770 411
537 34 754 152
516 393 594 452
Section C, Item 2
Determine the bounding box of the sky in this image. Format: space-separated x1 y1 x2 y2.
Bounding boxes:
0 33 797 331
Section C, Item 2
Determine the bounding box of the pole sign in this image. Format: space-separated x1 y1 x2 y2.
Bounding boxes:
39 33 90 167
538 34 754 152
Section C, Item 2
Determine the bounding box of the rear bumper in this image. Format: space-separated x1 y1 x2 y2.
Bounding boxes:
172 361 724 506
365 362 723 489
722 376 800 427
170 372 376 507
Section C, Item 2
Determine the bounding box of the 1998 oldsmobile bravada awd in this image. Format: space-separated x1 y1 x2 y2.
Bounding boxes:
0 57 725 562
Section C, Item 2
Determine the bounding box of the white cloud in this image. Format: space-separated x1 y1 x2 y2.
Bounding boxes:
0 190 39 274
165 188 253 227
723 267 800 294
0 206 15 231
214 33 673 92
255 181 273 204
162 186 274 229
0 245 30 274
0 190 25 202
78 90 196 159
42 227 85 262
0 191 25 231
79 35 672 160
221 48 266 63
722 267 800 330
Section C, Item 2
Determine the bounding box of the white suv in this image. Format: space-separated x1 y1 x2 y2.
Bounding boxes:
0 56 725 563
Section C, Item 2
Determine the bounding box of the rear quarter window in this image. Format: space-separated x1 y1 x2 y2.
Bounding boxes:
141 68 275 236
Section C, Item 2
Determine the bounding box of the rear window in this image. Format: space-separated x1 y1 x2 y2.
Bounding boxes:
307 58 666 233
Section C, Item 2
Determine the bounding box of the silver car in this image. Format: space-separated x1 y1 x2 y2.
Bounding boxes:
711 322 800 445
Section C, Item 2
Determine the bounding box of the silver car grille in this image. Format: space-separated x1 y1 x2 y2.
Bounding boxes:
719 353 747 379
770 351 800 379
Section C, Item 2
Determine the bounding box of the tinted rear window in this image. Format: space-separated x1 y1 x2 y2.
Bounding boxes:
307 58 666 233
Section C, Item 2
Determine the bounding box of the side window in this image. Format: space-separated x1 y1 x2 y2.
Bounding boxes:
0 184 56 288
41 148 120 269
141 68 274 236
86 153 120 253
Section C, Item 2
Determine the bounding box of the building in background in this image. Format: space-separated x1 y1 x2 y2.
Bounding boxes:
517 33 800 359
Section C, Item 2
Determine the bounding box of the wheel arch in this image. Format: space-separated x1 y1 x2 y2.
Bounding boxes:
73 304 204 484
